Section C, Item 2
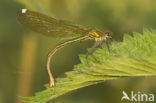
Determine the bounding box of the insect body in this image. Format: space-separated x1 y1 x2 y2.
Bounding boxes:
16 9 112 87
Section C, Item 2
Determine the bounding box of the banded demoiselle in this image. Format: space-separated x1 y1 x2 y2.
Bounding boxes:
16 9 112 87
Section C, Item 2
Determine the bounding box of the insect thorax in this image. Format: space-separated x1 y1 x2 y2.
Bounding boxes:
88 29 102 38
88 29 112 42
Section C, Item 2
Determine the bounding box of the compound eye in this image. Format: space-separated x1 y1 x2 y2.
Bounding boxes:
105 32 109 34
105 31 112 35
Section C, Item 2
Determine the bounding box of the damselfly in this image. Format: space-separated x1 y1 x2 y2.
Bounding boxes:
16 9 112 87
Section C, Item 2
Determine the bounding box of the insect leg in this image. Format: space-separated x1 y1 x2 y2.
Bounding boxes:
105 39 111 52
85 41 102 64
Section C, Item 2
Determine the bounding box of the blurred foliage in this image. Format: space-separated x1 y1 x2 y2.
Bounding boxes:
0 0 156 103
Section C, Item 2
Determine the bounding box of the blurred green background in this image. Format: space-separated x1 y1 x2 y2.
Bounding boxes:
0 0 156 103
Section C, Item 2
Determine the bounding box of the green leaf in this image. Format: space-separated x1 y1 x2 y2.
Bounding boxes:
19 28 156 103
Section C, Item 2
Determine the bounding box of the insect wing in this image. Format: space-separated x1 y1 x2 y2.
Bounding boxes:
16 9 90 37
